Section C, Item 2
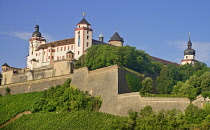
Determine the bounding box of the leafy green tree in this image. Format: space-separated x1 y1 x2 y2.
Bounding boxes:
171 81 184 94
75 44 156 74
139 105 154 118
156 64 180 94
141 77 153 95
32 79 102 113
184 104 207 125
202 91 210 99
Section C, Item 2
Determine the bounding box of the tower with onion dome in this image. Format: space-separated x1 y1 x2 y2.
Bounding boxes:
181 33 196 65
27 24 46 70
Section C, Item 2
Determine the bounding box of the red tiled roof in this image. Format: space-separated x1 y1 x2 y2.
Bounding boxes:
150 56 180 66
36 38 75 50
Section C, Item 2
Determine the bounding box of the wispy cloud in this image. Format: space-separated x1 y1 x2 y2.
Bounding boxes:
168 40 210 65
0 32 55 42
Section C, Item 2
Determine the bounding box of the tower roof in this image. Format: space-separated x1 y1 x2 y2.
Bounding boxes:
184 37 195 55
32 25 42 37
2 63 10 67
78 18 90 25
109 32 124 42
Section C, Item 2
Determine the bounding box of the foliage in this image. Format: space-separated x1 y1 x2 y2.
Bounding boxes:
156 64 180 94
0 91 43 125
32 79 102 113
126 73 141 92
75 44 162 74
5 87 10 95
171 71 210 101
184 104 207 126
141 77 153 95
202 91 210 99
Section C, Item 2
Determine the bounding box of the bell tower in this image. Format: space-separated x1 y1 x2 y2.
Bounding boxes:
74 13 93 59
27 24 46 69
181 33 196 65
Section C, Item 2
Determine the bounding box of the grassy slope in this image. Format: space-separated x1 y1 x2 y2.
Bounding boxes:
0 91 127 129
0 92 43 125
3 111 127 130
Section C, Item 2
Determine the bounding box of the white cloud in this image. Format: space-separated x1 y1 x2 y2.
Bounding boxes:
0 32 55 42
168 40 210 65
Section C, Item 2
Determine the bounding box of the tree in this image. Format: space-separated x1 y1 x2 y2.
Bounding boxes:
184 104 207 125
156 64 180 94
171 81 184 94
141 77 153 95
75 44 157 74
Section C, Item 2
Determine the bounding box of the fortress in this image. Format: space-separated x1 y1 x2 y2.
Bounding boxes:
0 16 202 116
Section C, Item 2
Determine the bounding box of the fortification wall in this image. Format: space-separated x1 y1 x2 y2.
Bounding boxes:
0 74 72 96
71 65 119 114
1 71 13 85
54 60 73 76
70 65 192 116
0 65 203 116
116 93 190 116
1 60 73 85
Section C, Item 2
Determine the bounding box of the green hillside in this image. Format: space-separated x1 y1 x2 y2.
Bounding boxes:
2 111 126 130
0 91 43 125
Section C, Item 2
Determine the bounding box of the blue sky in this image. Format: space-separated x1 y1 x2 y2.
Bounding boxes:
1 0 210 71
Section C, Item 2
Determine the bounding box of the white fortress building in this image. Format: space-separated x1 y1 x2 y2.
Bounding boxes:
1 15 196 85
27 17 124 70
1 16 124 85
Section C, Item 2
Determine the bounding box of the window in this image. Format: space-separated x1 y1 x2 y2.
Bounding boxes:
68 46 70 50
57 56 59 60
57 47 59 52
61 47 62 51
49 49 50 52
64 46 66 51
62 56 64 59
87 42 89 47
71 45 73 50
87 36 89 39
87 30 89 34
78 35 80 46
78 51 79 55
48 56 50 59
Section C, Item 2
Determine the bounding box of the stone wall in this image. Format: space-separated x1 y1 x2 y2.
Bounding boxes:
0 74 72 96
0 65 203 116
1 60 73 85
71 65 192 116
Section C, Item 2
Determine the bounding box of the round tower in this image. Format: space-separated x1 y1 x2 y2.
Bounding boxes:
108 32 124 46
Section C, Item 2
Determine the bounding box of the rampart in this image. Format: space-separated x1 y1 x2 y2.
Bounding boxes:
71 65 191 116
0 74 72 96
1 60 73 85
0 65 205 116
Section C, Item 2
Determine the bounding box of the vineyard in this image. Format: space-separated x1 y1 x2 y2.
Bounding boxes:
0 91 43 125
2 111 127 130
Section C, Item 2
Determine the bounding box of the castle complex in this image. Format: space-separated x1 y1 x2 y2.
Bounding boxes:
0 16 205 116
1 16 196 85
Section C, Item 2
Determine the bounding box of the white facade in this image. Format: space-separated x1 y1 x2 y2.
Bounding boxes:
74 22 92 59
27 18 93 70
